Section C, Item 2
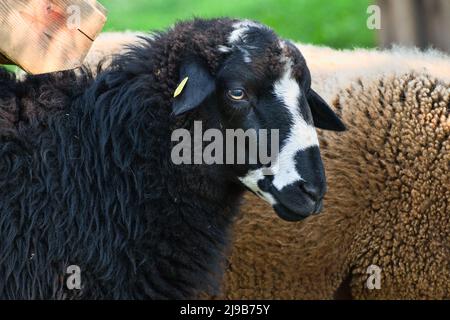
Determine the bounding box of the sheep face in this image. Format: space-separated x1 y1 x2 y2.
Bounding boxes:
171 20 345 221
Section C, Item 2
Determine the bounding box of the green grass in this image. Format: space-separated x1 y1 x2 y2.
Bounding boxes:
99 0 376 49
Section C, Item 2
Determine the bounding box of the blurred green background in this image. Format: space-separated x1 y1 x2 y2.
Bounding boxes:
100 0 376 49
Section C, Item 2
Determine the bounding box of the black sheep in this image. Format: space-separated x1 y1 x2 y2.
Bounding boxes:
0 18 344 299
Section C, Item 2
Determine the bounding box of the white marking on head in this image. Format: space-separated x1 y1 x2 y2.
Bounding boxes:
218 21 265 62
218 45 232 53
228 20 262 44
238 47 252 63
271 59 319 191
239 169 277 205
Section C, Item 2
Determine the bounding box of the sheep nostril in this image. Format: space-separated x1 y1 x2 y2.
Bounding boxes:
299 183 321 202
314 200 324 214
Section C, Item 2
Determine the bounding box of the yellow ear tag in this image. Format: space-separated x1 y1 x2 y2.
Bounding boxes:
174 77 189 98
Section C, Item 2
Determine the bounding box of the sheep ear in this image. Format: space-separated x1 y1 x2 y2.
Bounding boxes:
308 89 346 132
172 58 215 116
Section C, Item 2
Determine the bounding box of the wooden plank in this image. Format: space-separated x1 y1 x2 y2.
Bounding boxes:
377 0 418 47
0 0 107 74
53 0 107 40
377 0 450 53
421 0 450 52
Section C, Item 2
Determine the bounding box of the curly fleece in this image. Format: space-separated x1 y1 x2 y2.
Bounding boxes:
220 73 450 300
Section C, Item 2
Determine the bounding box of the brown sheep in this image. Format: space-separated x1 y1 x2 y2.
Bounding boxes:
84 34 450 299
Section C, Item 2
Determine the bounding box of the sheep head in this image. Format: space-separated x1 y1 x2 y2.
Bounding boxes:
165 19 346 221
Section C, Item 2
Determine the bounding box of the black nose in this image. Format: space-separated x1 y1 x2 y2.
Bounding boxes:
270 178 327 221
270 147 328 221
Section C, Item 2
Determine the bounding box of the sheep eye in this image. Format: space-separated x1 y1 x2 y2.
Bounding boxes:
227 89 247 101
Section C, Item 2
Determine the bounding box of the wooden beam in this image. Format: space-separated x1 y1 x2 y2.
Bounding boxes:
377 0 450 53
0 0 107 74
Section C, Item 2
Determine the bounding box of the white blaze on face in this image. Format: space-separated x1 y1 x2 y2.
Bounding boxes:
239 169 277 205
238 58 319 201
271 59 319 191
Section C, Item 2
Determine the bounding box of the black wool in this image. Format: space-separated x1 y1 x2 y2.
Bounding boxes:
0 18 245 299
